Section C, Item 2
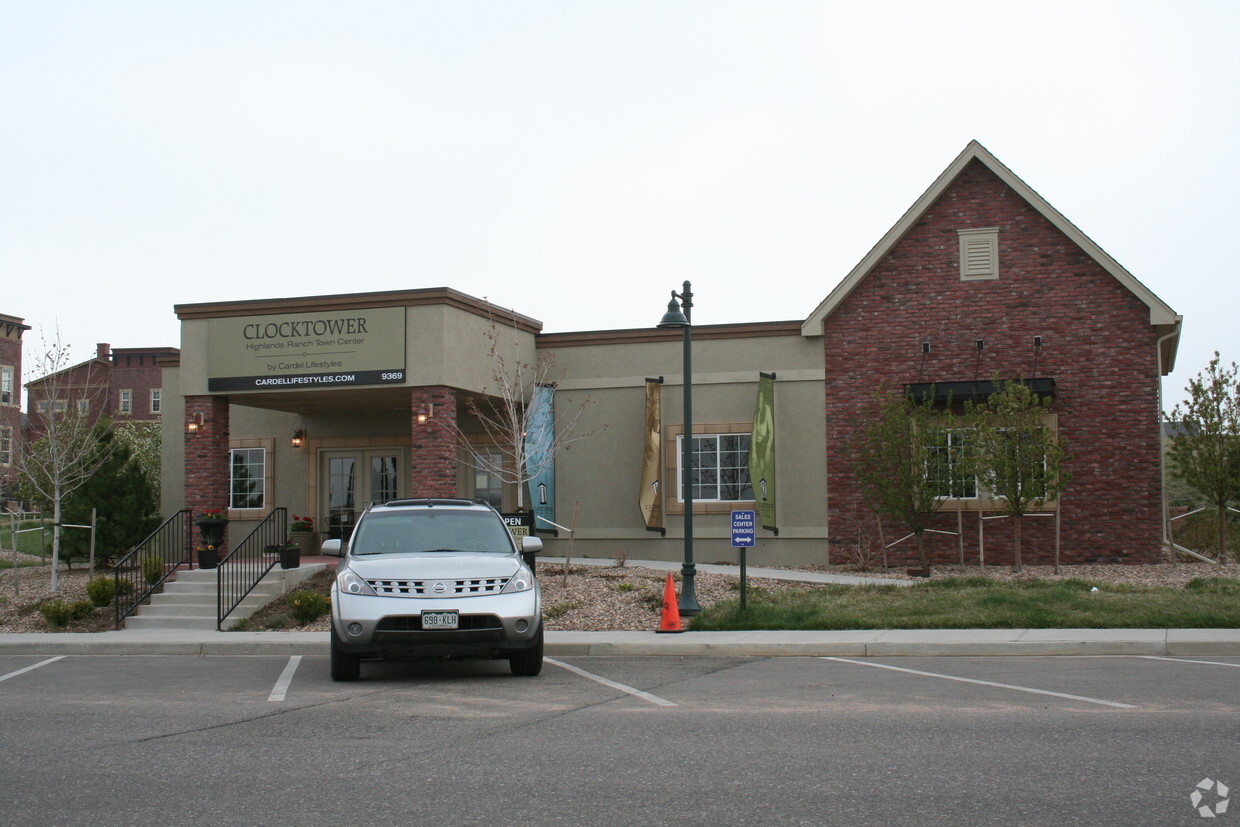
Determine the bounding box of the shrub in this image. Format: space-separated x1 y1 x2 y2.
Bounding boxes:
86 575 116 607
287 590 330 625
141 555 165 585
39 599 95 628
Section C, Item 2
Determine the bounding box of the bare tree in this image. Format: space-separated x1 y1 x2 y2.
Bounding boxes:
13 334 115 591
450 311 600 512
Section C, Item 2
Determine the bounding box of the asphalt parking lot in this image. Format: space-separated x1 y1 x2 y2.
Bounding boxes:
2 653 1237 825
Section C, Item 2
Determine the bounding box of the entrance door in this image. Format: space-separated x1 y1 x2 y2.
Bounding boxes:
323 450 402 540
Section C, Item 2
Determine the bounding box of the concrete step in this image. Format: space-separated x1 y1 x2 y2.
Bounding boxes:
126 564 327 631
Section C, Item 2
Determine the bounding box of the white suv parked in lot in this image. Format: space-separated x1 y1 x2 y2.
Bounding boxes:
322 498 543 681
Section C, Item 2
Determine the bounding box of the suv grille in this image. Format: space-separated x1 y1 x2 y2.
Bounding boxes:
366 577 510 597
377 614 504 632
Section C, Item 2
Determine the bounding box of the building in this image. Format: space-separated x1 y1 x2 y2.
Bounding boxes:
25 343 180 435
0 314 30 504
160 142 1182 567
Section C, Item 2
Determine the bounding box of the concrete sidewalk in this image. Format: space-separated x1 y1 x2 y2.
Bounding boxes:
1 628 1237 658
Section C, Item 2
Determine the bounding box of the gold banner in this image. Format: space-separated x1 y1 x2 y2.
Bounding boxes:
639 379 664 531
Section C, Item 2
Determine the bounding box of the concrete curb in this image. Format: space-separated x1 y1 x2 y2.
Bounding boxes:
2 629 1239 658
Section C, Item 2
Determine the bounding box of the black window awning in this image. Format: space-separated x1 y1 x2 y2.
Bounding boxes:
903 377 1056 404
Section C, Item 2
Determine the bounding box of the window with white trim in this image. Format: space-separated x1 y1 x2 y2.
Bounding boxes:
958 228 999 281
0 366 13 405
150 388 162 415
77 399 90 415
119 389 133 415
926 429 977 499
676 433 753 503
229 447 266 510
0 426 11 466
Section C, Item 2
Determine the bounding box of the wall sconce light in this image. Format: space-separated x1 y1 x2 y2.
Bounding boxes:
291 429 306 448
186 412 204 433
417 403 436 426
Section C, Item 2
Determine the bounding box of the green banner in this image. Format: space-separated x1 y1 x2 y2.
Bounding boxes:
749 373 777 533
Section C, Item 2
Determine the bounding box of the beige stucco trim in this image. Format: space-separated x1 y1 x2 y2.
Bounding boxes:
800 140 1181 353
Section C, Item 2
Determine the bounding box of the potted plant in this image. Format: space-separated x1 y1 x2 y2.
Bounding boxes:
196 507 228 548
277 540 300 570
197 544 220 570
289 514 319 557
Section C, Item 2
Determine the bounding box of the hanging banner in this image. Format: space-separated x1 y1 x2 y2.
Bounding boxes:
749 372 778 533
639 378 665 533
524 384 556 532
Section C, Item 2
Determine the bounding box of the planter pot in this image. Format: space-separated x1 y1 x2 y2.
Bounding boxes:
198 546 220 570
196 518 228 548
290 531 319 558
279 545 301 570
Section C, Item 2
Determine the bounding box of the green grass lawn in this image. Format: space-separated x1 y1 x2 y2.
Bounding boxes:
688 577 1240 631
0 521 53 558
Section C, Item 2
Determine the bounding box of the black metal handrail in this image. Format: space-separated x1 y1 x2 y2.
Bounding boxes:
217 507 287 629
114 509 194 628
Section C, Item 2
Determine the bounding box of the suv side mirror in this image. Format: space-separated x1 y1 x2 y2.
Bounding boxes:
321 538 344 557
520 536 543 555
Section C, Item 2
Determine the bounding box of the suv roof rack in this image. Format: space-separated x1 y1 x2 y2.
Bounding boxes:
372 498 488 509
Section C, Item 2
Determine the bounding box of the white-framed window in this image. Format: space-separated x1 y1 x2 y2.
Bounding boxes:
926 429 977 499
675 432 753 503
119 389 133 415
0 426 11 466
77 399 90 415
0 366 13 405
150 388 162 415
229 447 266 510
36 399 67 414
958 227 999 281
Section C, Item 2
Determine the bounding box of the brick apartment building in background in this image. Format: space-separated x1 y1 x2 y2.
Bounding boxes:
24 343 180 437
0 314 30 502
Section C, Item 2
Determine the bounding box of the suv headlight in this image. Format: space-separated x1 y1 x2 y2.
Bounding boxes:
501 564 535 594
337 568 377 596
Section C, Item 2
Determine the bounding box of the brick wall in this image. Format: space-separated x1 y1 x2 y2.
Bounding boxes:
410 386 459 497
185 395 231 558
822 159 1164 566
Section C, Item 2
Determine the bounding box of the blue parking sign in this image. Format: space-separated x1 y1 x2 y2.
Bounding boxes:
731 510 756 547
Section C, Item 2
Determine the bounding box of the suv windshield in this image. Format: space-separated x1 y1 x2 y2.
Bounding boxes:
349 509 517 556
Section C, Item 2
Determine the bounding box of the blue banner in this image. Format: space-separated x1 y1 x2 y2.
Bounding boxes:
524 384 556 531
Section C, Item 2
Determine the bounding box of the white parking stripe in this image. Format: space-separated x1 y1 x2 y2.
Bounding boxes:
0 656 66 684
1133 656 1240 669
268 655 302 702
546 658 677 707
822 657 1137 709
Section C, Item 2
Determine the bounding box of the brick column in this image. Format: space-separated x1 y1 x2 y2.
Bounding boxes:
185 395 230 562
410 387 459 497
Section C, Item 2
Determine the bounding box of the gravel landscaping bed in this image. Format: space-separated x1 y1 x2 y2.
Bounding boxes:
2 552 1236 634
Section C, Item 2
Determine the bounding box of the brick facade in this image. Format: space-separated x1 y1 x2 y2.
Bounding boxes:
410 386 459 497
185 395 231 559
822 159 1164 566
0 315 28 501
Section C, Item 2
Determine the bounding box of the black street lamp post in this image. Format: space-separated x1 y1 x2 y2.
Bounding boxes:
657 280 701 615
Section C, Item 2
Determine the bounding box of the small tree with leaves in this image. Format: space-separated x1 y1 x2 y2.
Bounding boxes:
965 380 1070 572
1166 352 1240 561
854 388 955 570
450 311 599 512
14 336 116 590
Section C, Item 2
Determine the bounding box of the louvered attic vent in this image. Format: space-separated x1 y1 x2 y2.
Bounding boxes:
958 227 999 281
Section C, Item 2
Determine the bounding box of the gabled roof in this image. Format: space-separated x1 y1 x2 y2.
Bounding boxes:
800 140 1182 371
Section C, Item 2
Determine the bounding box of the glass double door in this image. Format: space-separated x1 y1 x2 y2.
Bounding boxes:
324 450 402 540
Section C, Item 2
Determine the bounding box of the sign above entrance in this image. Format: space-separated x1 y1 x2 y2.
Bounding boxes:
206 307 407 392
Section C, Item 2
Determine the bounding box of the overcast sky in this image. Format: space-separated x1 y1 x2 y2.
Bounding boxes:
3 1 1236 409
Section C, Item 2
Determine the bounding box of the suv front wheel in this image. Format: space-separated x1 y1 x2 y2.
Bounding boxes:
331 629 361 682
509 624 544 676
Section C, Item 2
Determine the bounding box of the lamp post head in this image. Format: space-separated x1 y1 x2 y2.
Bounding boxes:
657 296 690 329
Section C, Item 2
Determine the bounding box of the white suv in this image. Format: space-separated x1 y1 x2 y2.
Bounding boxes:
322 498 543 681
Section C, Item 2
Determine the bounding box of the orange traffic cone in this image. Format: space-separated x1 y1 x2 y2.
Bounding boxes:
656 572 684 633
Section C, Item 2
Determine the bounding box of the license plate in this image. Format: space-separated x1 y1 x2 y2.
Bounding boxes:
421 610 459 630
